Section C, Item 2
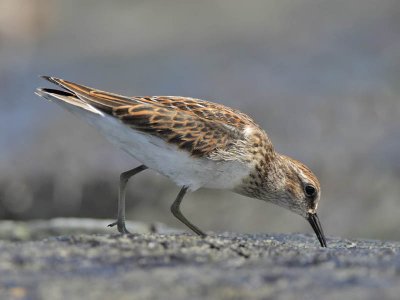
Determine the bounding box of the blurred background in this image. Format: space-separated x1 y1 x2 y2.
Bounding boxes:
0 0 399 240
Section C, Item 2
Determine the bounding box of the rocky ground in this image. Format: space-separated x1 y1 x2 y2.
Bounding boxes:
0 219 399 300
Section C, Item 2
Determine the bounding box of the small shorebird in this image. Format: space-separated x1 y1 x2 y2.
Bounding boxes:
36 76 327 247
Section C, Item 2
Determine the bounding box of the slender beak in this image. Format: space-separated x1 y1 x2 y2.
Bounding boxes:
307 213 327 247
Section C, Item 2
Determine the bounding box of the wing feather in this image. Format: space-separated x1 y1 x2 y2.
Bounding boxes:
40 76 271 159
113 104 243 157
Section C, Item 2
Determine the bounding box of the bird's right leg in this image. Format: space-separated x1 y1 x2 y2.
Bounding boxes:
108 165 148 234
170 186 207 237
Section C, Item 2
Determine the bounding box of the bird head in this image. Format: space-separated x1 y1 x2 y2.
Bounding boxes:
237 153 327 247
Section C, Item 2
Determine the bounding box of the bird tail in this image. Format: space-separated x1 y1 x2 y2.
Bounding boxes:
35 87 103 115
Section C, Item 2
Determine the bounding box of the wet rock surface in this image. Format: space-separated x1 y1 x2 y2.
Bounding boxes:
0 219 399 300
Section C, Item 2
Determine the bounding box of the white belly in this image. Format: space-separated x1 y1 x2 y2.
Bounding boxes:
62 105 250 191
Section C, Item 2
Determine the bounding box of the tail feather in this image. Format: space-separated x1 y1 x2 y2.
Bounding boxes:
39 76 136 114
35 88 103 115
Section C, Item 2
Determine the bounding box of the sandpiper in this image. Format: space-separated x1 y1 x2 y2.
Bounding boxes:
35 76 327 247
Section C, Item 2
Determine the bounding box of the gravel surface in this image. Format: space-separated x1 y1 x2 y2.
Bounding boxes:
0 218 399 300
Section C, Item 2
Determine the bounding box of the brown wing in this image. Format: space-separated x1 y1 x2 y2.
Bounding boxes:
42 77 259 128
132 96 259 129
112 104 244 157
41 76 262 158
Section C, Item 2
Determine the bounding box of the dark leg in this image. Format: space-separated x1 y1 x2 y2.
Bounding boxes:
108 165 148 233
170 186 206 237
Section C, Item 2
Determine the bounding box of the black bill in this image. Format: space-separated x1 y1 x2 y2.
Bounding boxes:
307 213 327 247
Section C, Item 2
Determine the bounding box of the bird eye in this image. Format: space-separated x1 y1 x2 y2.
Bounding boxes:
304 184 317 197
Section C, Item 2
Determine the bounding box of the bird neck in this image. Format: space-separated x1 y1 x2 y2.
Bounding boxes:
234 150 287 200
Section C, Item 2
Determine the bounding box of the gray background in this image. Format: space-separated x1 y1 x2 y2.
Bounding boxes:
0 0 399 240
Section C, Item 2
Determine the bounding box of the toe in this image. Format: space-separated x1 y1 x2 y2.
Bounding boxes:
108 222 117 227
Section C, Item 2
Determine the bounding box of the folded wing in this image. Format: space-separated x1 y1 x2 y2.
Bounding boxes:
39 76 270 159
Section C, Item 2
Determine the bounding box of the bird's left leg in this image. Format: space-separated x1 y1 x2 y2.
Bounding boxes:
108 165 148 233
